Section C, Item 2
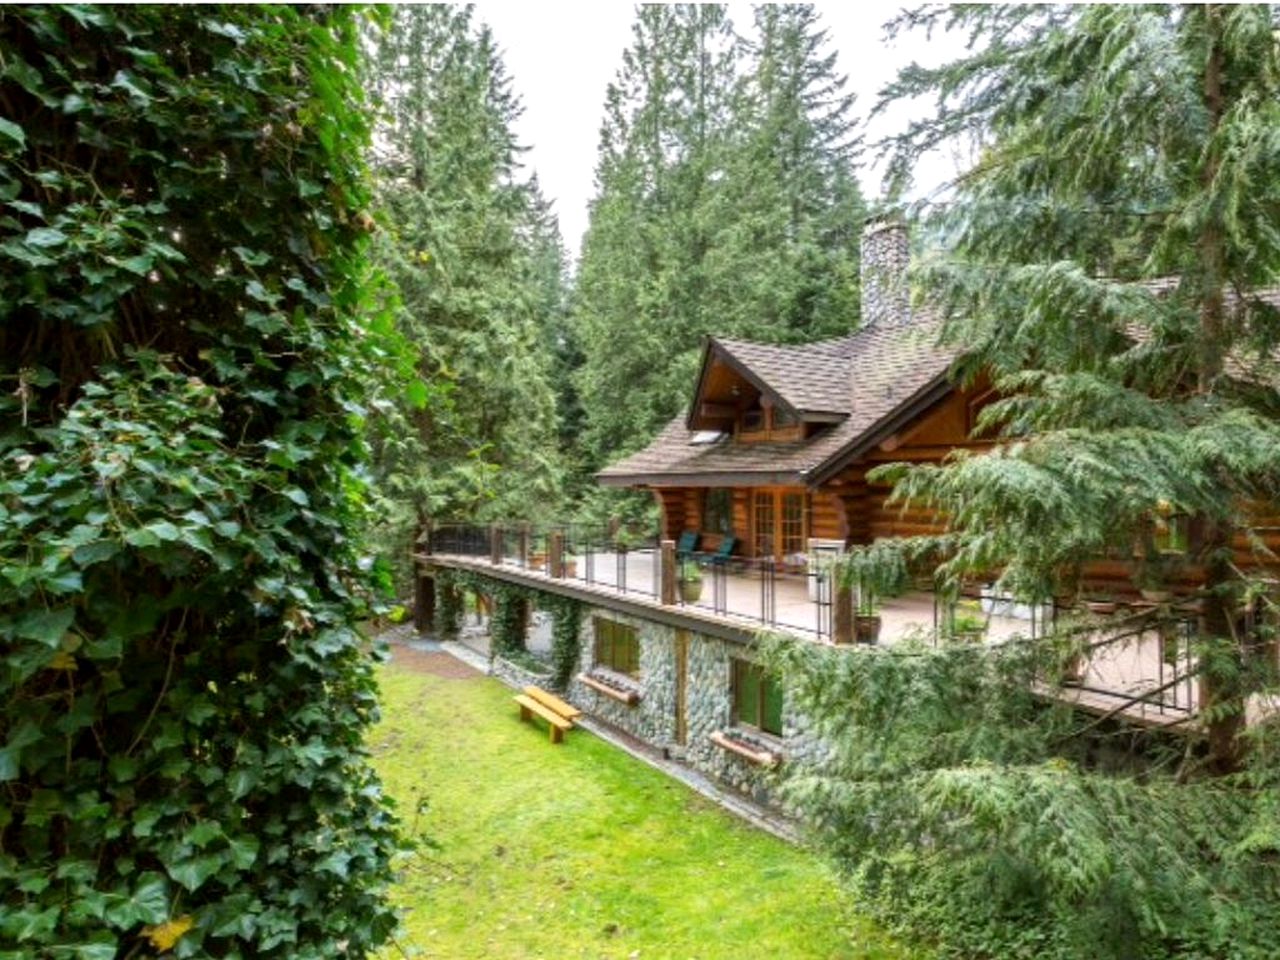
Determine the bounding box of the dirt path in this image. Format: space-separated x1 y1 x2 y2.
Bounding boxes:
384 639 481 680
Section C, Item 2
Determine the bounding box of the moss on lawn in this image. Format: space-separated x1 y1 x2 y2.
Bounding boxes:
370 651 914 959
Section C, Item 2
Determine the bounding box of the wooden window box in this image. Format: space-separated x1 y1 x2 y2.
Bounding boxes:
577 670 642 706
710 729 781 768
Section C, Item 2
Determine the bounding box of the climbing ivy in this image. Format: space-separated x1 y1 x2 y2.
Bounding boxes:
0 7 402 958
433 569 464 642
429 569 582 689
546 596 584 690
489 591 528 659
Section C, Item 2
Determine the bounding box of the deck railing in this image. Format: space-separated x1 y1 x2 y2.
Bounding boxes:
420 522 1203 718
423 521 843 642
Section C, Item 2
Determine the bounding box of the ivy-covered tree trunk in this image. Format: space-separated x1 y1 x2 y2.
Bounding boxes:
0 7 400 957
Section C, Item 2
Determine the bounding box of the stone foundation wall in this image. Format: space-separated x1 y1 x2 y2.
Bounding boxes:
492 654 553 691
565 606 829 808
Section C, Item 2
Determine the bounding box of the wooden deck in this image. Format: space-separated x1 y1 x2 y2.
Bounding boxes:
422 548 1204 731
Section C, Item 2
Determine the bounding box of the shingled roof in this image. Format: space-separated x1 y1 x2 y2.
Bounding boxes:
710 336 857 417
598 316 958 487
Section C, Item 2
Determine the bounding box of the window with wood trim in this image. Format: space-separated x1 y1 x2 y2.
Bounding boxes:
731 659 783 736
703 488 733 536
594 618 640 677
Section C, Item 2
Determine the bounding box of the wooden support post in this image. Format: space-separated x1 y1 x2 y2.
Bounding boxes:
518 523 530 568
549 531 565 578
418 519 433 556
833 580 854 645
660 539 677 605
414 573 436 634
490 525 502 566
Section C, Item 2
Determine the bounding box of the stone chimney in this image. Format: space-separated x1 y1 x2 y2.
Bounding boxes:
860 215 910 328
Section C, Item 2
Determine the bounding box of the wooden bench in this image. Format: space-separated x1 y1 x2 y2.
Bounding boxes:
513 685 580 744
522 685 582 722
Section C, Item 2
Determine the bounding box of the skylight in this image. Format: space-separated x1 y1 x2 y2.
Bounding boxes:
690 430 727 445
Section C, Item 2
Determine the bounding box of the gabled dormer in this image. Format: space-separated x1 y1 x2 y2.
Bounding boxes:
686 337 852 443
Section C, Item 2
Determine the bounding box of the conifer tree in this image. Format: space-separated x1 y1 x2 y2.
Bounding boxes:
366 5 568 559
573 5 738 475
705 4 865 341
572 4 865 481
872 3 1280 772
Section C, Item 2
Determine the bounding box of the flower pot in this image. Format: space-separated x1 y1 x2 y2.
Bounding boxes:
679 578 703 603
854 614 881 644
528 552 546 571
564 559 578 579
1062 654 1086 685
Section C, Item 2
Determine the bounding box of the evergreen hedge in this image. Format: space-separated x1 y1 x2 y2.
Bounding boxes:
0 7 400 957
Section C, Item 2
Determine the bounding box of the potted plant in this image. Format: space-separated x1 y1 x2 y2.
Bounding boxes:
854 586 881 644
948 599 986 642
678 560 703 603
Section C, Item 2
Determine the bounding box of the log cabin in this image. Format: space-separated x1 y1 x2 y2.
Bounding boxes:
597 218 993 576
596 217 1280 604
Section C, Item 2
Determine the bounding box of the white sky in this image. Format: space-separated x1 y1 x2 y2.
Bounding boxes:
476 2 971 262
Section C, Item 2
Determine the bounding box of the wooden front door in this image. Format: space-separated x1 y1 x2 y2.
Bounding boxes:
752 489 809 563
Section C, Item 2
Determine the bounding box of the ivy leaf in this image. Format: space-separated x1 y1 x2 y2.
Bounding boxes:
15 607 75 647
1 239 55 266
7 199 43 217
142 915 195 952
25 226 67 248
228 835 260 870
406 378 428 409
103 872 170 927
166 853 224 892
0 747 18 782
119 253 154 276
111 70 152 104
145 520 181 542
0 118 25 150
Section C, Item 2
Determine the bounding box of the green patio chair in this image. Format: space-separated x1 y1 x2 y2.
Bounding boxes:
675 530 700 563
706 535 738 567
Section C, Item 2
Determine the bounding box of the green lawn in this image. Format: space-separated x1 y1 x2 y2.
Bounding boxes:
370 649 912 960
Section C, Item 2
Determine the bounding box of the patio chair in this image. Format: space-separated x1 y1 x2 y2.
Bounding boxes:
706 535 738 567
675 530 700 563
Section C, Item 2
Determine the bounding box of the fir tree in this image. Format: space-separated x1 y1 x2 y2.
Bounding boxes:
572 4 866 484
366 5 568 564
872 3 1280 772
705 4 865 342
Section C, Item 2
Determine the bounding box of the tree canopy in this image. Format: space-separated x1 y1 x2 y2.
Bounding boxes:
772 6 1280 958
366 4 569 552
571 3 867 495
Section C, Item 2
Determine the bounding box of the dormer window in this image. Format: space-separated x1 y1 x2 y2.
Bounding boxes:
737 401 804 442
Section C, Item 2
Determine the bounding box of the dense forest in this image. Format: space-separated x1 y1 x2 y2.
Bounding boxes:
4 4 1280 959
363 3 868 547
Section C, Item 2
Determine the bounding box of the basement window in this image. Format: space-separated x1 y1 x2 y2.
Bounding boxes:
594 618 640 678
731 659 783 737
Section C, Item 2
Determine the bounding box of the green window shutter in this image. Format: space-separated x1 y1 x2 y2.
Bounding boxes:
762 677 784 736
734 660 760 728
